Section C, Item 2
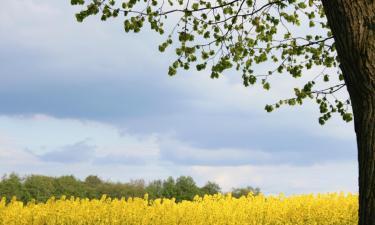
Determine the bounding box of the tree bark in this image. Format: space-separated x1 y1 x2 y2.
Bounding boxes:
321 0 375 224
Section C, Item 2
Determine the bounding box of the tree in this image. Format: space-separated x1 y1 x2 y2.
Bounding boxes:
174 176 200 201
71 0 374 223
145 179 164 199
84 175 103 198
200 181 222 195
161 176 177 199
146 177 222 200
231 186 260 198
126 179 146 197
0 173 26 202
84 175 103 187
24 175 56 202
54 175 87 198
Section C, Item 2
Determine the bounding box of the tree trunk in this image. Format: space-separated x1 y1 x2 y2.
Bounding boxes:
321 0 375 224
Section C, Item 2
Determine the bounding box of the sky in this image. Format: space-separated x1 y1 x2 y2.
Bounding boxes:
0 0 358 194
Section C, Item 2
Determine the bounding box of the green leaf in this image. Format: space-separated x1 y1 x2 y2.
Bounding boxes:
263 82 270 90
265 105 274 112
168 66 177 76
192 3 199 10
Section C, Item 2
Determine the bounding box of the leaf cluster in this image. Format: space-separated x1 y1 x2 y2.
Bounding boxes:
71 0 352 124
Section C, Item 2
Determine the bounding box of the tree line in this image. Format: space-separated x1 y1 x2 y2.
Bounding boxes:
0 173 260 203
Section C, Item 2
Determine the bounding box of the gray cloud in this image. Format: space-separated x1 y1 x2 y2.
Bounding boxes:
158 136 356 166
93 154 148 165
37 141 95 163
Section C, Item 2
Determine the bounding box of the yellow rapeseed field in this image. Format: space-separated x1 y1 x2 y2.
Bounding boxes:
0 193 357 225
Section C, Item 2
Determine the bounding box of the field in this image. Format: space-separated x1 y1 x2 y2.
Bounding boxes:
0 193 357 225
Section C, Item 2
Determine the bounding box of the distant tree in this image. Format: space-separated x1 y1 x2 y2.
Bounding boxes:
200 181 222 196
0 173 258 204
231 186 261 198
84 175 103 187
24 175 56 202
96 179 145 199
98 182 127 199
146 179 164 199
0 173 26 202
84 175 103 199
162 177 177 199
174 176 200 201
54 175 86 198
126 179 146 198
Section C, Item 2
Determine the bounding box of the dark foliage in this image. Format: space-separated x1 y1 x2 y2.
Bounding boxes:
0 173 260 203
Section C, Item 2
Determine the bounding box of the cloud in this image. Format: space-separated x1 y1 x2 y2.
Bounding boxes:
36 140 96 163
0 110 356 170
0 115 358 194
0 114 356 169
0 114 160 162
190 161 358 194
158 134 356 166
160 144 272 166
93 155 148 165
0 140 39 167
